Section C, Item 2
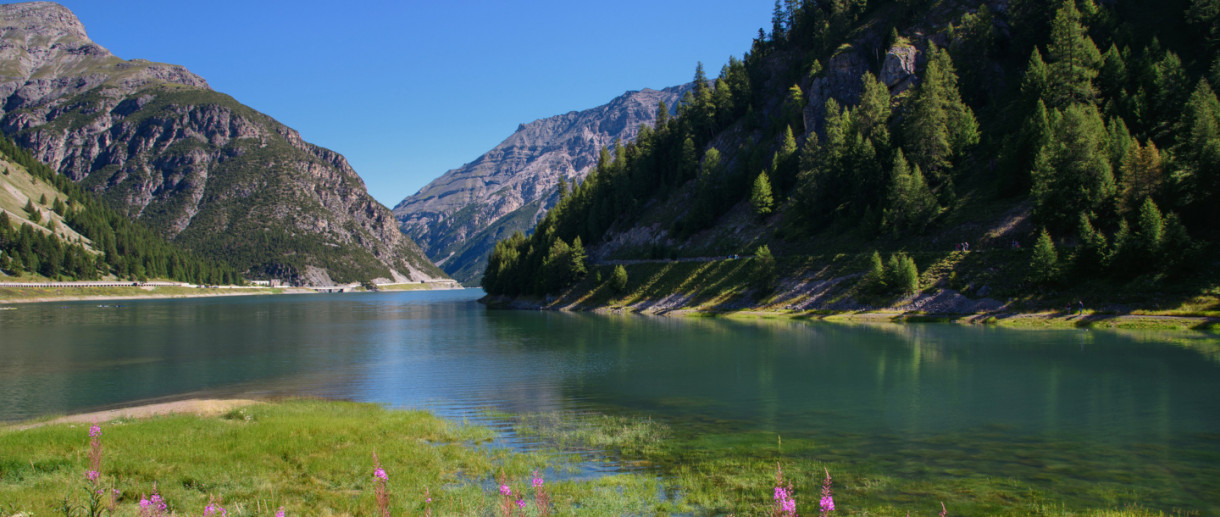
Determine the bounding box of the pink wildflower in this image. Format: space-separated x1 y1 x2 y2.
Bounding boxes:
203 501 227 517
516 498 526 509
275 507 285 517
500 484 511 496
138 490 168 517
86 423 103 486
772 463 797 517
820 468 834 517
532 473 544 489
372 452 390 517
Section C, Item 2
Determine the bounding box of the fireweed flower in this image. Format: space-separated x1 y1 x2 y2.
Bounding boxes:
532 473 544 488
372 452 390 517
500 484 511 496
86 469 100 482
89 424 101 438
203 498 227 517
516 498 526 509
820 468 834 517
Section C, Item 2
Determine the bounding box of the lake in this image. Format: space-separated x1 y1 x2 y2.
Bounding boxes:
2 289 1218 512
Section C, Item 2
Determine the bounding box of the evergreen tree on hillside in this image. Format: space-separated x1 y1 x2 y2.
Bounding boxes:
1031 103 1116 231
751 171 775 219
1044 0 1102 107
1174 79 1220 224
884 149 937 234
1118 138 1164 215
902 44 978 185
1028 228 1060 286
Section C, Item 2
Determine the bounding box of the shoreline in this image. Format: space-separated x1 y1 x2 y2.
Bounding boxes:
6 398 264 431
0 284 470 305
485 296 1220 333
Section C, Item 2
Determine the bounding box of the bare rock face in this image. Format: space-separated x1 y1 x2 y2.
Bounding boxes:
0 2 444 284
880 43 919 94
393 85 689 284
803 47 869 134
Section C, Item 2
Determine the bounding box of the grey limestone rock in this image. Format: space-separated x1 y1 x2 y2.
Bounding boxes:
0 2 444 284
880 43 919 94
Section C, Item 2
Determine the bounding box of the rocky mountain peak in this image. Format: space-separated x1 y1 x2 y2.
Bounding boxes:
0 2 208 118
392 84 690 283
0 1 444 285
0 2 88 41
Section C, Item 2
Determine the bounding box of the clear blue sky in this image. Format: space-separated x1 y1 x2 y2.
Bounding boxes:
53 1 772 207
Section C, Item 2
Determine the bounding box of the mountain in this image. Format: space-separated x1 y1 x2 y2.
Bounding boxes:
1 134 241 284
482 0 1220 313
393 85 689 284
0 2 445 285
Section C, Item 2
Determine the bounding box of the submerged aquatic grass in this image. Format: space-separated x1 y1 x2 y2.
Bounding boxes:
0 400 1208 515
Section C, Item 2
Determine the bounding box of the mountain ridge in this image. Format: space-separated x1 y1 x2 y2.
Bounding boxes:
394 84 689 284
0 2 444 285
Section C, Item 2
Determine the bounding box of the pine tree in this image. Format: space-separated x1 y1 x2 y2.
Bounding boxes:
863 250 886 294
773 125 799 192
902 44 978 183
1175 79 1220 219
752 244 777 292
1021 49 1051 109
784 84 806 131
1118 138 1163 215
1044 0 1102 107
1031 104 1116 231
610 264 629 293
884 253 920 295
853 72 891 152
884 149 937 233
1075 212 1109 275
750 171 774 219
1133 197 1164 268
1028 228 1059 285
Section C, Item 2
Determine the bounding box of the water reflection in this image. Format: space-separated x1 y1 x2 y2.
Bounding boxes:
2 291 1219 509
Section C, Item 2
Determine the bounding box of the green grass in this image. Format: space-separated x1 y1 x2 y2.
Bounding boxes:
1 400 1202 515
0 284 282 302
0 400 664 516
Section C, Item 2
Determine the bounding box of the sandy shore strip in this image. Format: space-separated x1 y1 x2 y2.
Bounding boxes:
0 287 315 305
7 399 263 431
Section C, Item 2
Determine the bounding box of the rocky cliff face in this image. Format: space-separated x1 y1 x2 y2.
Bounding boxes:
0 2 444 285
393 85 689 284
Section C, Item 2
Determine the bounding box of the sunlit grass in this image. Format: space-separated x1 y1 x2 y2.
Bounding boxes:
1 400 1209 515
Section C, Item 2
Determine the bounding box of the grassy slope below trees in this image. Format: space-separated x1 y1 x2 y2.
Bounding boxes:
481 0 1220 318
0 135 242 285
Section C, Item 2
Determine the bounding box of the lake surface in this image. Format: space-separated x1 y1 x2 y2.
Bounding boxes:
2 289 1218 511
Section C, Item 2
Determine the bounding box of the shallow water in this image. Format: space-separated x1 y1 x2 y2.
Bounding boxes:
2 289 1218 511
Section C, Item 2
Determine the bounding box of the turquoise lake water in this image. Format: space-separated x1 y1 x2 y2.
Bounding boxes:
2 289 1217 512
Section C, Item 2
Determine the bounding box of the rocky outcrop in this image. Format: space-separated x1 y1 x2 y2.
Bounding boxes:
803 47 869 134
0 2 444 284
394 85 689 284
880 43 919 94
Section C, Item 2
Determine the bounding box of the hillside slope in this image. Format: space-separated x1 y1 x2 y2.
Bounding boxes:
393 86 688 284
483 0 1220 315
0 2 444 285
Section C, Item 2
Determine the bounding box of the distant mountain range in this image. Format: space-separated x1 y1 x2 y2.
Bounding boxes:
0 1 444 285
393 85 689 284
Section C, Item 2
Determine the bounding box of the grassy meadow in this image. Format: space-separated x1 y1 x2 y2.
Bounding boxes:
1 400 1201 516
